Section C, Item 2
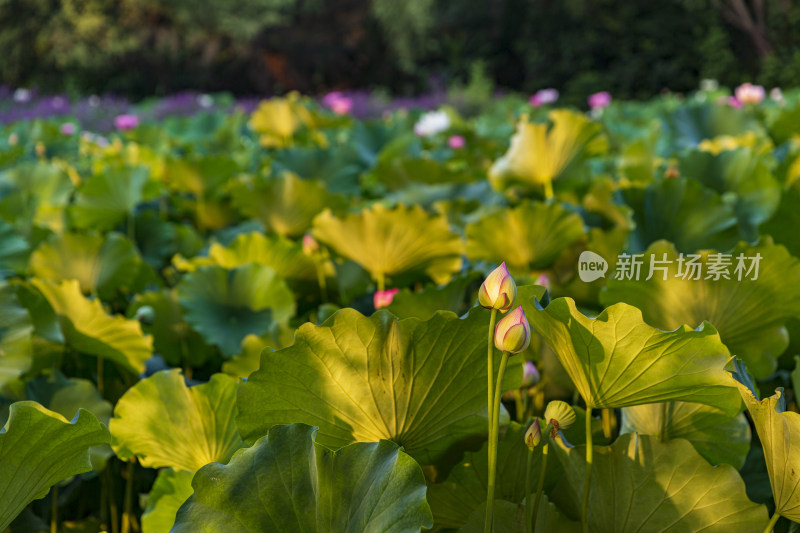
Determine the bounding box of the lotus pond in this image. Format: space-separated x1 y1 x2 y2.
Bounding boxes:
2 86 800 532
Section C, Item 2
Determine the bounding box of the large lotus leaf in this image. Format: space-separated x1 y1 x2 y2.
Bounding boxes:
26 371 111 425
29 232 142 300
162 155 238 196
127 289 215 367
29 278 152 374
312 203 464 285
237 307 523 465
526 297 741 415
231 173 349 237
619 178 740 253
679 148 780 239
427 421 561 530
600 239 800 378
271 146 365 195
729 360 800 521
489 109 607 190
177 264 295 357
761 180 800 258
465 201 585 272
133 210 205 269
0 282 33 389
620 401 750 468
220 334 270 379
0 401 110 531
171 423 433 532
110 370 245 472
661 102 764 151
70 166 156 230
384 274 478 320
0 220 29 276
141 468 194 533
368 156 477 192
460 498 579 533
248 96 313 147
550 433 768 532
0 161 74 235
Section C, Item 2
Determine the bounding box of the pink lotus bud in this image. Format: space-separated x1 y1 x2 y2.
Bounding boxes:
525 418 541 450
494 306 531 354
534 273 551 292
588 91 611 110
448 135 465 149
322 92 352 115
114 114 139 131
522 361 540 387
530 89 559 107
478 262 517 313
60 123 76 135
302 234 320 256
734 83 765 105
374 288 399 309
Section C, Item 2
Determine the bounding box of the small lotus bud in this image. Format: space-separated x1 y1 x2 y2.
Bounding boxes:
302 234 320 256
521 361 540 387
478 262 517 313
374 288 399 309
136 305 156 326
525 419 541 450
534 273 551 292
544 400 576 431
494 306 530 354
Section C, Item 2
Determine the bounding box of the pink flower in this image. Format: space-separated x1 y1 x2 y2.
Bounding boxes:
302 234 320 256
322 92 352 115
530 88 559 107
522 361 540 387
534 273 551 292
726 96 743 109
734 83 765 105
588 91 612 110
448 135 465 149
478 262 517 313
60 123 76 135
374 288 399 309
114 114 139 131
494 306 531 354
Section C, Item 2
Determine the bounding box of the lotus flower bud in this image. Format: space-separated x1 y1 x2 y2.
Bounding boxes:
544 400 576 431
374 288 399 309
734 82 765 105
302 234 320 256
136 306 156 326
478 262 517 313
522 361 540 387
494 306 530 354
525 419 541 450
588 91 611 110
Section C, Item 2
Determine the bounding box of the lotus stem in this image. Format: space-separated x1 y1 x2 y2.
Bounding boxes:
487 308 498 433
106 467 120 533
121 459 135 533
485 350 510 533
50 484 58 533
543 181 554 201
314 257 328 302
582 406 593 533
601 408 615 440
532 435 550 532
376 272 386 293
97 356 104 396
525 447 533 533
763 512 780 533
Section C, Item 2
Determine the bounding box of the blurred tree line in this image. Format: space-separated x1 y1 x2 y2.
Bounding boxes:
1 0 798 102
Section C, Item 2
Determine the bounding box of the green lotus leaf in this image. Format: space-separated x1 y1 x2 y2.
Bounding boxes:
132 210 205 269
600 239 800 378
762 180 800 258
70 165 156 230
729 359 800 522
384 274 478 320
0 401 110 531
271 146 365 195
26 371 111 425
29 278 152 374
171 423 433 532
221 334 270 379
237 307 523 466
162 155 238 196
679 148 780 240
141 468 194 533
29 232 143 300
0 282 33 389
620 401 750 468
312 204 464 286
368 156 477 192
662 102 764 151
231 173 349 237
489 109 607 191
465 201 586 272
177 264 295 357
0 161 74 235
0 220 29 276
110 369 245 472
127 289 216 367
619 178 740 253
550 432 768 532
427 421 561 530
527 297 741 414
459 497 578 533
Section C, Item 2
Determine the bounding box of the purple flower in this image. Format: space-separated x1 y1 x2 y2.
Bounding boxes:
60 123 77 135
322 91 353 115
530 88 559 107
588 91 612 110
114 114 139 131
448 135 465 149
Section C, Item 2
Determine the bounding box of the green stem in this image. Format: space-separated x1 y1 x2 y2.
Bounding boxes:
532 438 550 532
543 181 554 201
106 467 119 533
314 258 328 302
122 459 135 533
582 407 593 533
97 357 104 397
514 391 524 422
601 408 614 440
376 272 386 293
763 511 780 533
485 351 510 533
51 484 58 533
525 449 534 533
487 309 498 437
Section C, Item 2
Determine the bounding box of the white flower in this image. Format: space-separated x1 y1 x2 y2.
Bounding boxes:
770 87 784 103
13 89 30 103
414 110 450 137
197 94 214 108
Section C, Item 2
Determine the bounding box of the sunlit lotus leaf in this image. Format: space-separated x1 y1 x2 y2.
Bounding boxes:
231 173 349 237
177 264 295 357
465 201 585 272
0 220 29 276
621 401 750 468
601 239 800 379
729 359 800 522
0 282 33 389
460 497 578 533
26 371 111 425
0 161 74 235
171 423 433 532
369 156 478 192
0 402 110 531
110 370 245 472
619 178 740 252
550 433 767 532
30 278 152 374
29 232 143 300
248 96 314 147
384 274 478 320
141 468 194 533
162 155 238 196
237 307 522 466
526 297 741 414
70 165 157 230
221 334 271 379
489 110 607 191
312 204 464 285
762 180 800 258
